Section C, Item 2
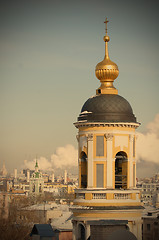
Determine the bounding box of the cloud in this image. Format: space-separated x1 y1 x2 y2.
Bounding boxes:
146 114 159 138
136 113 159 165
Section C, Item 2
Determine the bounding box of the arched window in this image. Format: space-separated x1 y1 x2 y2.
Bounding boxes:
115 151 128 189
80 152 87 188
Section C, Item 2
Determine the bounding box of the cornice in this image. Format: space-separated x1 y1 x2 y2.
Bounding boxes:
74 121 140 129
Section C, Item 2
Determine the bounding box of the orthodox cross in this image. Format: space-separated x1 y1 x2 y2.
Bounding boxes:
104 17 109 35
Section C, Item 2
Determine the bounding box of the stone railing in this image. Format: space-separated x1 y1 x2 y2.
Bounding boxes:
74 188 140 203
92 193 106 199
114 193 131 199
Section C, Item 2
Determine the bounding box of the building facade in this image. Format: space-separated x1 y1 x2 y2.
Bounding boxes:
142 209 159 240
141 183 159 205
71 18 143 240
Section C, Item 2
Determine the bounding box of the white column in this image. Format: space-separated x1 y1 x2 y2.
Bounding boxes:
64 170 67 184
76 135 80 187
52 172 54 183
105 133 114 189
27 170 30 182
87 133 93 188
14 168 17 179
129 135 134 188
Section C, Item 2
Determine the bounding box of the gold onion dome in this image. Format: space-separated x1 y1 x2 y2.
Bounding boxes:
95 18 119 94
77 18 137 125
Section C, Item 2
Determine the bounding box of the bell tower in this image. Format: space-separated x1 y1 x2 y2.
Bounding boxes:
71 18 143 240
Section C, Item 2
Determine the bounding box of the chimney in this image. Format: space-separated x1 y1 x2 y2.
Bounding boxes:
27 170 30 182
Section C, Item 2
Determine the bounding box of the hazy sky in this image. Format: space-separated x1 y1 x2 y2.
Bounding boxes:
0 0 159 173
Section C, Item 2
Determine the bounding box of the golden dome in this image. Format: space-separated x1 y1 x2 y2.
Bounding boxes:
95 18 119 95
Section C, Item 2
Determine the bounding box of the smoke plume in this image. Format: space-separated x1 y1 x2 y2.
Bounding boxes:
23 144 78 172
136 114 159 164
23 157 52 171
22 115 159 177
136 114 159 177
51 144 78 169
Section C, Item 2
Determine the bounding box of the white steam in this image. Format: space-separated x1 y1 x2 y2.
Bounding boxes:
23 144 78 172
22 114 159 177
23 157 52 171
51 144 78 169
136 114 159 164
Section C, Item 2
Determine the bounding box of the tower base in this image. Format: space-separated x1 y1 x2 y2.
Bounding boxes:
71 204 143 240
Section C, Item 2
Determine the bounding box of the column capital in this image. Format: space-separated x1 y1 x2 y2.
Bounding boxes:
87 134 93 141
104 133 114 141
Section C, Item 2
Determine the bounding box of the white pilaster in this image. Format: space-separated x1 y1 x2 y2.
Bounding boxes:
105 133 114 189
76 135 80 187
129 134 134 188
87 133 93 188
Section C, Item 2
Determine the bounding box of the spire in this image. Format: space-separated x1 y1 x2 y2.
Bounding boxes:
104 17 110 59
35 158 39 172
35 159 38 168
95 18 119 95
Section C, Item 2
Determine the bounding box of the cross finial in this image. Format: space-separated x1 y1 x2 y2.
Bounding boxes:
104 17 109 35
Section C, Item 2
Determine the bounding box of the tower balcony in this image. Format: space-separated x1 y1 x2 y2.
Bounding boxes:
74 188 141 207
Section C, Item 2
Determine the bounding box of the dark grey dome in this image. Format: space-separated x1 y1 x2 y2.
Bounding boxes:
78 94 137 123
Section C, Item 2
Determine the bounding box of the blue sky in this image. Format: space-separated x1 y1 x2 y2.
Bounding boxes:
0 0 159 172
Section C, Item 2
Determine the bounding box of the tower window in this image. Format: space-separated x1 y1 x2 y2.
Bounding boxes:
80 152 87 188
115 151 128 189
96 164 104 188
96 136 104 156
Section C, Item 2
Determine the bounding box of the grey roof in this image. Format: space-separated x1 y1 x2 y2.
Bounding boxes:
78 94 137 123
51 211 73 230
107 229 137 240
30 224 55 237
87 220 128 225
71 205 144 211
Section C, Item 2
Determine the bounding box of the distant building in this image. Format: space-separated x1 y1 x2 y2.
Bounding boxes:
141 183 159 205
152 187 159 208
14 168 17 179
17 202 62 224
29 160 44 195
30 224 55 240
51 205 73 240
0 192 9 219
142 209 159 240
64 170 67 184
0 162 8 177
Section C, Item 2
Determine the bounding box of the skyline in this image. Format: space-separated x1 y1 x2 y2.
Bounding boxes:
0 0 159 176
